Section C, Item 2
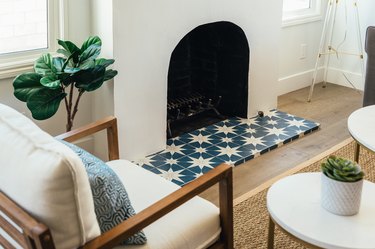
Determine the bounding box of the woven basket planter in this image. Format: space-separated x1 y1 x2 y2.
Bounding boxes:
321 173 363 216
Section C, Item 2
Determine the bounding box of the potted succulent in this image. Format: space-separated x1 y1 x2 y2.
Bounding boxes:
13 36 117 131
321 155 365 216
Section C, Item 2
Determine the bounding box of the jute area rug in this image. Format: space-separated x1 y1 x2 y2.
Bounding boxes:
233 138 375 249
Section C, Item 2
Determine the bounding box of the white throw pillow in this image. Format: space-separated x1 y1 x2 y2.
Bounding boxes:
0 104 100 249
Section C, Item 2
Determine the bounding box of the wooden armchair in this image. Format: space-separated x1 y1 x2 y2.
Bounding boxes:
0 113 233 249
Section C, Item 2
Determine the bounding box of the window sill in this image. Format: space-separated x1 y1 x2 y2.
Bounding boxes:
0 60 34 80
282 13 322 28
0 51 60 80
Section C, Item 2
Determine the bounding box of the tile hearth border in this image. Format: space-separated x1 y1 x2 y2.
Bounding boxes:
135 109 320 186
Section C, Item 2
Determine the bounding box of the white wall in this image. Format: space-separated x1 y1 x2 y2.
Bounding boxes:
91 0 114 159
112 0 283 161
278 1 327 95
0 0 92 137
279 0 375 95
327 0 375 90
279 20 325 95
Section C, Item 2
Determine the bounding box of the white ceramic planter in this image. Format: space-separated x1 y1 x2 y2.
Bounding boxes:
321 173 363 216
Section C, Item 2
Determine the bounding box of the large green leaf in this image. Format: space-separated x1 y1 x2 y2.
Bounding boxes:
74 65 106 92
103 69 118 81
58 72 74 86
79 59 95 69
57 48 70 58
34 54 55 75
80 36 101 53
40 75 61 89
64 67 81 74
26 88 66 120
95 58 115 68
57 40 80 64
58 40 80 56
13 73 43 102
53 57 65 72
79 44 101 63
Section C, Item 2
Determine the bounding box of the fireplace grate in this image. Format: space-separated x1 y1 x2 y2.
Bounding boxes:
167 93 223 138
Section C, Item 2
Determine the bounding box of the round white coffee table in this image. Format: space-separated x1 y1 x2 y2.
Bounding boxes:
267 173 375 249
348 105 375 162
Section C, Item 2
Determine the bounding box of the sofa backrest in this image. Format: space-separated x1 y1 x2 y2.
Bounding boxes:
0 104 100 249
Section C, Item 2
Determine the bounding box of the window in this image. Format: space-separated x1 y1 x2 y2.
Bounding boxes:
283 0 310 12
0 0 64 79
283 0 322 27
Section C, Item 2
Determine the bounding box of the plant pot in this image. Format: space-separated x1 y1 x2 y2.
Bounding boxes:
321 172 363 216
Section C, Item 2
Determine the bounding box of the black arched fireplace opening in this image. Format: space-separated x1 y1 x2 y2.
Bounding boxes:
167 21 250 138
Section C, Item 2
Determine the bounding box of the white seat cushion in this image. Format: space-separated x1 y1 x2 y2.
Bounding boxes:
108 160 221 249
0 104 100 249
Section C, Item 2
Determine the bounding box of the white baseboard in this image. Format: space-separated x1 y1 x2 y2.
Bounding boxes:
326 67 364 91
278 67 364 96
278 68 324 96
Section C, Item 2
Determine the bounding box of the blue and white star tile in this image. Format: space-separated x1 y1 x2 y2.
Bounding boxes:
273 110 296 120
262 109 283 120
204 122 240 138
156 163 186 173
236 132 269 151
159 168 197 186
179 153 225 175
205 145 243 164
224 117 244 127
177 130 220 148
138 109 320 186
164 141 196 157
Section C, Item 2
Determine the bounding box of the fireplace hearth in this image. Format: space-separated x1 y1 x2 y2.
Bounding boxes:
167 21 250 138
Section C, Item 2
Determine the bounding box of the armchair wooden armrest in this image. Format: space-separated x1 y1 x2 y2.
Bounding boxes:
55 116 119 161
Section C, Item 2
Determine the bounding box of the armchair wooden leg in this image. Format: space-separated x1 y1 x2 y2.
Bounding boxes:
219 168 233 249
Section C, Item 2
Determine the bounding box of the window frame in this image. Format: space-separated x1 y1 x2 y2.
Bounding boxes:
282 0 322 27
0 0 67 79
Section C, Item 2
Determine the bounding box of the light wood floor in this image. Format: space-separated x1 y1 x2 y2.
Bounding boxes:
200 83 363 205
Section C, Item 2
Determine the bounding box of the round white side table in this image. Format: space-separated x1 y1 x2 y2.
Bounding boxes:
267 173 375 249
348 105 375 162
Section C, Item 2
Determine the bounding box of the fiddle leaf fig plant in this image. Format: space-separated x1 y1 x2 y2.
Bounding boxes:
13 36 117 131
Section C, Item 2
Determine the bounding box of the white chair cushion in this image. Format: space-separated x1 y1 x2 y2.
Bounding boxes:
108 160 221 249
0 104 100 249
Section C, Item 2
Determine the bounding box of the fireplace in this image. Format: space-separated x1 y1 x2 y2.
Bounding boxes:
167 21 249 137
112 0 282 160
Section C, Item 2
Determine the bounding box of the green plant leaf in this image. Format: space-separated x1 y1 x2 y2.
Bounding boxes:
95 58 115 68
34 54 55 75
64 67 81 74
103 69 118 81
79 44 101 63
57 48 70 58
58 40 80 56
13 73 43 102
53 57 65 72
26 88 66 120
80 36 101 52
58 73 74 86
57 40 80 64
79 59 95 69
74 65 106 92
40 75 61 89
